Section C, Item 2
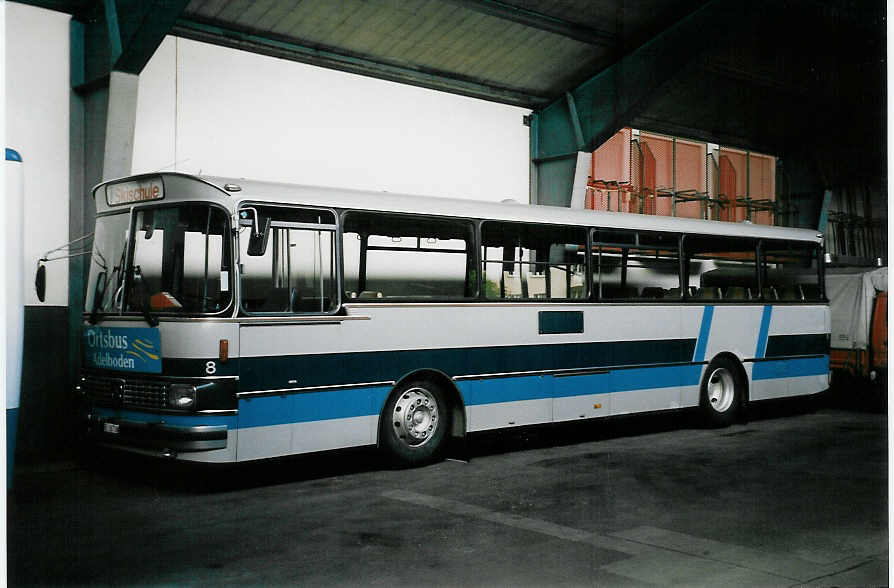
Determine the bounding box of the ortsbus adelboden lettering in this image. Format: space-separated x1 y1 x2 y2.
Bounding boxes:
91 351 135 370
86 329 128 350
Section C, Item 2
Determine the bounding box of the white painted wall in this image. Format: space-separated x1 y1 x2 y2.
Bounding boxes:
133 37 530 202
5 3 70 306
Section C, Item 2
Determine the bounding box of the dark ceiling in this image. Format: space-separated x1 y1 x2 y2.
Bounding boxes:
18 0 888 186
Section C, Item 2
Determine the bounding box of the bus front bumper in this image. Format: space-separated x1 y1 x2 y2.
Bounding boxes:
86 414 228 452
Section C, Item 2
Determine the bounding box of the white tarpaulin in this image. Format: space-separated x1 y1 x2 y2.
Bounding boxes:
826 267 887 351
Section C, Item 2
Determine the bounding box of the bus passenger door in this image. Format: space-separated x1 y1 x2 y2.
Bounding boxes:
235 204 375 461
590 230 684 416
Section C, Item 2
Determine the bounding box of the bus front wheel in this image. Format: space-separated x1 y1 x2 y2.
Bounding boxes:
700 357 743 427
380 379 450 467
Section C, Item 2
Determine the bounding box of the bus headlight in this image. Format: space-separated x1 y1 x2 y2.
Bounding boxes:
167 384 196 410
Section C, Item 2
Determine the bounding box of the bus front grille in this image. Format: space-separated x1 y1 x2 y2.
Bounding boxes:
122 379 167 409
83 375 122 404
84 375 167 410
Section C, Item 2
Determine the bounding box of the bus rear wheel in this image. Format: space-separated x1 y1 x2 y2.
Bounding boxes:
380 379 450 467
700 357 743 427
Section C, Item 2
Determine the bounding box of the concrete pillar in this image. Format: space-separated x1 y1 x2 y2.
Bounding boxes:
102 70 139 181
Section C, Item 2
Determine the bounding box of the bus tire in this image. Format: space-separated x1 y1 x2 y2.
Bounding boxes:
700 357 743 427
380 379 450 467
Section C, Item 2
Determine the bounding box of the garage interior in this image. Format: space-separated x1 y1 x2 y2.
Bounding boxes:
7 0 888 585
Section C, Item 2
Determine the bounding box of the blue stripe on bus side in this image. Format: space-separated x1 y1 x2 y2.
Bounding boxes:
234 357 824 428
237 386 391 429
692 305 714 362
755 305 773 358
460 375 553 405
752 355 828 380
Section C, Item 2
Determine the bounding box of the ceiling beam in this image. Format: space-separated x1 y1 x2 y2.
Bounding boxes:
441 0 616 46
171 17 550 109
72 0 190 90
113 0 191 74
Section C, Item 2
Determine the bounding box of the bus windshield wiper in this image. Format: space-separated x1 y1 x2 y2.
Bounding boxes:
89 244 126 325
130 266 159 327
88 271 108 325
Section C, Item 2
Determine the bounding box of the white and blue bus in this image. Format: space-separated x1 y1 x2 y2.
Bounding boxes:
78 173 829 466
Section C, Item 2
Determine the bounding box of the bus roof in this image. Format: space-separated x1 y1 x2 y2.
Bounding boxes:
95 172 823 243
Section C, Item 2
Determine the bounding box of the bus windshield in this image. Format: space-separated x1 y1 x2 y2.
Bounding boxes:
85 212 130 314
85 204 233 317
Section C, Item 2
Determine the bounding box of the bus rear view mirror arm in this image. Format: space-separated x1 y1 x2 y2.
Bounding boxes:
247 216 271 256
240 207 271 256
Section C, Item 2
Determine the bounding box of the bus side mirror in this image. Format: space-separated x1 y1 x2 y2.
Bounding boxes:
35 263 46 302
247 217 271 256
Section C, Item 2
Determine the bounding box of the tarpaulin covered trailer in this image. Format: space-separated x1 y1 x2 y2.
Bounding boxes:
826 267 887 382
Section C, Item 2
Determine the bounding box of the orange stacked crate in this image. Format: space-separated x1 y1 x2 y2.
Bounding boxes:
641 133 673 216
588 128 632 212
748 152 775 225
719 148 749 221
675 140 707 219
718 155 737 222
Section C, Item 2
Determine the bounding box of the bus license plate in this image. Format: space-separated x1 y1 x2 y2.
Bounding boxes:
103 422 120 435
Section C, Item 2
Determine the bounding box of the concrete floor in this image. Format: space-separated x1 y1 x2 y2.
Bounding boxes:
9 399 887 586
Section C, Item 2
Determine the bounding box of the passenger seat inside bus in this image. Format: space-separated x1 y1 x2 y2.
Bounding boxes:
779 285 806 300
724 286 751 300
800 284 818 300
694 287 722 299
601 286 637 299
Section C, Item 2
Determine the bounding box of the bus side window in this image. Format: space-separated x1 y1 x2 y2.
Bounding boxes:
684 235 757 301
342 212 475 301
593 229 679 300
238 205 338 314
760 240 822 301
481 222 587 300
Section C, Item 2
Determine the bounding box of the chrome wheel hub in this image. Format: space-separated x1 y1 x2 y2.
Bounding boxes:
392 387 439 448
707 367 735 413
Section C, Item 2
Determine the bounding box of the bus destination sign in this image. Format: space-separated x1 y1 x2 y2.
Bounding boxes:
106 177 164 206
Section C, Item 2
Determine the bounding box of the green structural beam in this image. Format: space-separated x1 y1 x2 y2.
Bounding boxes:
103 0 123 64
73 0 190 90
442 0 615 46
530 0 751 206
114 0 191 74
